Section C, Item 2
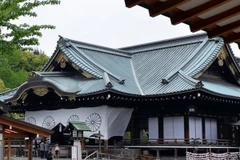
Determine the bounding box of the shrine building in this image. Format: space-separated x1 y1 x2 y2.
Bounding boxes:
1 33 240 158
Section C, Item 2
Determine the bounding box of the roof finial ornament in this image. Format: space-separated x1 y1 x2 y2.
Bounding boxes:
195 81 203 88
118 79 125 84
161 79 169 84
28 71 43 82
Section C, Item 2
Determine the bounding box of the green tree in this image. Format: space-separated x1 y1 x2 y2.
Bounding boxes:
0 49 49 90
142 129 148 143
0 0 60 52
0 79 9 92
5 112 24 118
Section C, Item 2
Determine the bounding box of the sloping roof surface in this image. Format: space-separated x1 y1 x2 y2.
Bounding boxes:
70 121 91 131
130 36 223 94
202 78 240 99
2 33 240 102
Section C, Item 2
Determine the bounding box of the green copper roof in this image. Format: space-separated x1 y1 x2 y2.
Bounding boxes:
70 121 91 131
2 33 240 102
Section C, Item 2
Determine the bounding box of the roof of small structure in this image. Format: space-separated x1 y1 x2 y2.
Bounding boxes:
2 33 240 103
0 115 53 138
65 121 91 131
124 0 240 47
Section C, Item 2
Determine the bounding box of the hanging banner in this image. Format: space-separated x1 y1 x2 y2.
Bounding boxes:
25 106 133 139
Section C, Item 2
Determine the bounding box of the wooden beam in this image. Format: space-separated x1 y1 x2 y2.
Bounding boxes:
171 0 231 25
2 139 4 160
224 33 240 44
125 0 143 8
28 136 33 160
208 20 240 38
149 0 190 17
0 118 52 137
191 5 240 32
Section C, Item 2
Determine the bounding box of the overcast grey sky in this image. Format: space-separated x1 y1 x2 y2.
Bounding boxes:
20 0 240 57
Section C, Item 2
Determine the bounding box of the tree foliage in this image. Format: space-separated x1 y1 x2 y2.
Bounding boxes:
5 112 24 118
0 0 60 52
0 49 49 90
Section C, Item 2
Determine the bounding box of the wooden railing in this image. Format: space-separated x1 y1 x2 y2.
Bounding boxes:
84 150 133 160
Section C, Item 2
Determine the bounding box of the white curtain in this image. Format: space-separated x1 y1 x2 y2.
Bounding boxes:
189 117 202 141
163 116 184 142
148 117 159 142
205 118 217 142
25 106 133 139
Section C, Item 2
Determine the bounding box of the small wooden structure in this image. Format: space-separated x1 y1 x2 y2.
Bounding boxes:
0 115 53 160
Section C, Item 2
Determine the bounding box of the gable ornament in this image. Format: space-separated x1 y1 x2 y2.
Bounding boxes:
33 87 49 97
218 52 224 66
60 57 67 68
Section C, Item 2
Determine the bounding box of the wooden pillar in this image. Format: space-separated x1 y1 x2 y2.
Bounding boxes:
0 125 3 160
130 118 135 144
103 140 108 153
158 116 163 143
1 140 4 160
81 139 85 150
7 138 11 160
184 115 189 144
132 118 140 140
202 118 206 142
28 136 33 160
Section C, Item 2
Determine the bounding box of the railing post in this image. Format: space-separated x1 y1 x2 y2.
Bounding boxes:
227 148 229 160
97 151 99 159
209 148 212 160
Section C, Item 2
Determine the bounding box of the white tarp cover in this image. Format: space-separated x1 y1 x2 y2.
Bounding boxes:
25 106 133 139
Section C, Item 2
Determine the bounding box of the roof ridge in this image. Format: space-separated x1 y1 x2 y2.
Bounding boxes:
58 42 103 78
60 36 132 57
162 37 209 83
187 38 224 77
120 33 207 52
41 46 60 71
178 70 202 87
162 70 201 86
225 44 240 82
130 60 144 95
69 41 125 84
